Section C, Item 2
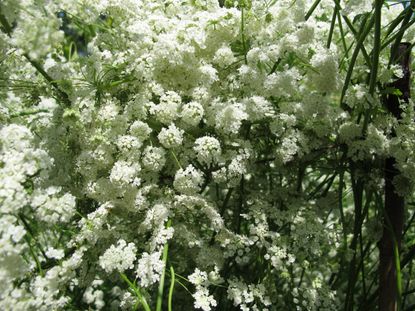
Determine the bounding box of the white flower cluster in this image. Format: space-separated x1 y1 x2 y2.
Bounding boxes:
11 8 64 59
194 136 222 165
142 146 166 171
181 101 204 126
158 124 184 149
1 0 413 310
109 161 141 186
189 267 223 311
99 239 137 273
136 251 165 288
83 279 105 310
150 91 182 124
227 278 271 311
0 124 78 310
174 165 204 194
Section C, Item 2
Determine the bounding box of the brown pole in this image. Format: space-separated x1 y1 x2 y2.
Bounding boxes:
379 43 411 311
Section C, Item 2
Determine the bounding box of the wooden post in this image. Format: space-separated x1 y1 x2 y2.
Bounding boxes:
380 43 411 311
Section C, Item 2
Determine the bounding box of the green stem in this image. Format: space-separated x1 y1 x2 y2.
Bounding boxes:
0 12 12 34
362 0 382 136
337 10 349 59
327 6 338 49
394 241 403 310
331 0 372 66
369 0 383 96
305 0 321 21
0 12 71 107
171 151 182 169
168 266 175 311
156 219 172 311
241 7 247 64
156 244 169 311
340 14 374 107
10 109 50 118
120 273 151 311
384 210 403 310
25 236 44 276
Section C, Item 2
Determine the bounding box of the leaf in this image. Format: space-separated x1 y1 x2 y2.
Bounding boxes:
381 87 403 96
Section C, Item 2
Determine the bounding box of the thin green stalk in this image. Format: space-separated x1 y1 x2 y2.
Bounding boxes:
0 12 13 34
10 109 50 118
338 170 347 240
344 171 364 311
120 273 151 311
235 176 244 233
166 271 192 294
384 5 411 39
168 266 175 311
327 6 338 49
359 227 367 298
382 17 415 55
18 213 47 259
156 243 169 311
389 0 415 64
384 210 404 310
394 241 403 310
401 243 415 268
172 272 190 283
171 151 182 169
25 236 44 276
340 14 374 107
332 0 372 66
337 11 349 59
362 0 382 136
369 0 383 95
403 209 415 237
156 219 172 311
305 0 321 21
402 263 413 309
339 41 355 69
241 7 247 64
308 173 336 199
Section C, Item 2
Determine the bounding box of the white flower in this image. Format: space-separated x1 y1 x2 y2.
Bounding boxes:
99 240 137 273
142 146 166 171
129 120 152 141
199 64 218 85
245 96 274 121
181 102 204 126
150 91 182 124
116 135 142 153
194 136 221 165
215 103 248 135
83 280 105 310
193 287 217 311
136 251 164 287
11 15 63 60
309 48 339 93
98 103 120 121
173 165 203 194
33 191 77 224
342 0 373 19
0 124 33 151
189 268 209 287
158 124 184 149
213 45 236 67
110 161 141 185
45 247 65 260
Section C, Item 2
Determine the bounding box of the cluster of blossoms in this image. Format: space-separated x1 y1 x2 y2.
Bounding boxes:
1 0 415 310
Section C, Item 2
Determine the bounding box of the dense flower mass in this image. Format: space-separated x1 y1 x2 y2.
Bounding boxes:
1 0 415 310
